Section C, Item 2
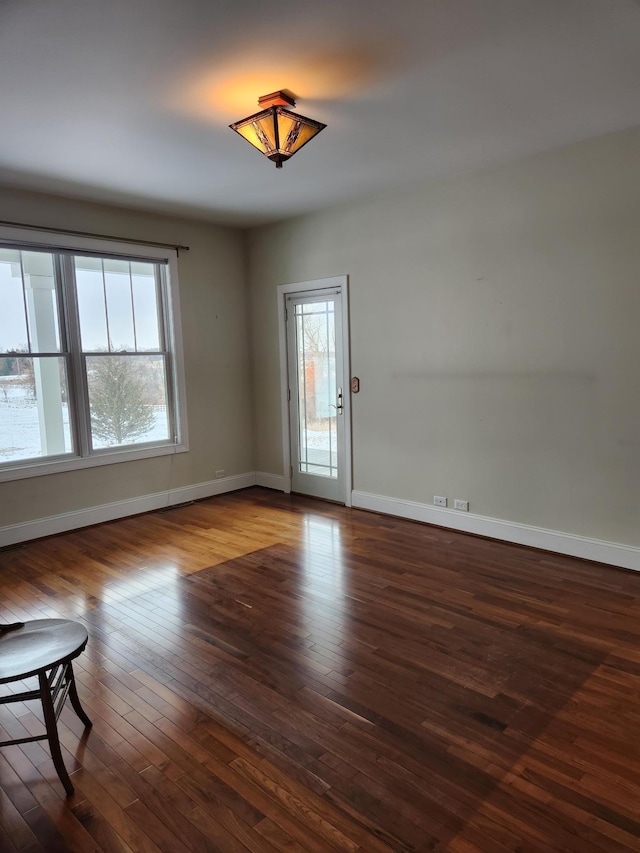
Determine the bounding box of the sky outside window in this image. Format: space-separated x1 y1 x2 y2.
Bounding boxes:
75 257 161 352
0 252 32 351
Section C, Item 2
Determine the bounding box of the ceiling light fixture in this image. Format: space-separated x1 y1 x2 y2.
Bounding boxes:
229 91 326 169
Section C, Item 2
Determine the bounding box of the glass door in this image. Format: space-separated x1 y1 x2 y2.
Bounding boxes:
286 291 345 502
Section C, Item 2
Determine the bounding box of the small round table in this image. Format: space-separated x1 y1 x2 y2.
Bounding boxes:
0 619 92 796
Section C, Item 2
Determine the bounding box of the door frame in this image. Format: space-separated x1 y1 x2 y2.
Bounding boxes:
277 275 352 506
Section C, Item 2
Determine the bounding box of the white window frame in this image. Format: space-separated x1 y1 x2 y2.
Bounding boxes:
0 225 189 483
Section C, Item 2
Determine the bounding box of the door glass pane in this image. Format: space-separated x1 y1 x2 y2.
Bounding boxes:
0 356 72 463
294 300 337 478
86 354 170 449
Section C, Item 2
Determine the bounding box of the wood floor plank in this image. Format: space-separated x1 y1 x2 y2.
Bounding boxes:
2 487 640 851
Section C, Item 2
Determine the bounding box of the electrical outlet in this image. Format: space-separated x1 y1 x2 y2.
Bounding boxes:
433 496 447 507
454 499 469 511
215 469 225 479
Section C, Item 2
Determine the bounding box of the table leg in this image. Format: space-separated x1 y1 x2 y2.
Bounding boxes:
66 661 92 729
38 670 74 796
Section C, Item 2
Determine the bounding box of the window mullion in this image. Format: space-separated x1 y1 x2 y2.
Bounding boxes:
59 254 92 457
18 250 33 353
154 264 167 351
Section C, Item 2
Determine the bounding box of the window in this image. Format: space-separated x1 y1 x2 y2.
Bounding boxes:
0 228 187 481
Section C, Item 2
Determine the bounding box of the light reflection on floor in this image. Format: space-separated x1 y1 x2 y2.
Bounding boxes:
301 514 345 594
299 513 351 662
82 564 184 664
99 564 181 606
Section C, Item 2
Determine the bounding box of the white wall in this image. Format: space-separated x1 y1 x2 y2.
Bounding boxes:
0 187 253 528
248 127 640 548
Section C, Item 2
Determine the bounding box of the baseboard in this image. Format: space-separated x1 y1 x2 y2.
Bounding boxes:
0 472 256 547
167 472 256 504
4 475 637 571
351 490 640 572
255 471 286 491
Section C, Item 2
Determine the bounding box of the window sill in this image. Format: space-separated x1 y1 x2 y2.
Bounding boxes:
0 442 188 483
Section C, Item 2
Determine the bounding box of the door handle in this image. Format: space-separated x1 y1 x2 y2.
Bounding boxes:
329 388 344 415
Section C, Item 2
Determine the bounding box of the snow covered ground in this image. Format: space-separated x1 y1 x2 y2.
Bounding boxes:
303 427 336 452
1 383 336 467
0 385 168 463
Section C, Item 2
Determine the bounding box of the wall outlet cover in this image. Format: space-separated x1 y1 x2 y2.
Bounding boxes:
454 499 469 511
434 495 447 507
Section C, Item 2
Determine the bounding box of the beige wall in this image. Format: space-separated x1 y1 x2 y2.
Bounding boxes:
0 188 253 526
3 128 639 548
248 128 640 546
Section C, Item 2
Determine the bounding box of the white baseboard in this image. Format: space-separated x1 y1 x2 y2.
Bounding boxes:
167 472 256 504
0 472 256 548
255 471 286 491
3 474 637 572
351 490 640 572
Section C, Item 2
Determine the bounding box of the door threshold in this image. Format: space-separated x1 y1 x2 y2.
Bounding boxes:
290 491 345 507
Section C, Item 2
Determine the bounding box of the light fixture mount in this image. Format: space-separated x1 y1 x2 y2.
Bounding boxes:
258 90 296 108
230 90 326 169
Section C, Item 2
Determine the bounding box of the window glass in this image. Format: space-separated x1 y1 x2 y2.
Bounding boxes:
104 259 136 351
86 354 170 449
75 256 109 351
20 251 60 353
131 263 161 351
0 237 181 477
0 356 72 463
0 249 30 352
0 250 61 353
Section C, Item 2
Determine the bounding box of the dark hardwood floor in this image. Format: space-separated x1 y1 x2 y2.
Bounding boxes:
1 487 640 852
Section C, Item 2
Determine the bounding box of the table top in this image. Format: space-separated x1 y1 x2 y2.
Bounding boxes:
0 619 88 683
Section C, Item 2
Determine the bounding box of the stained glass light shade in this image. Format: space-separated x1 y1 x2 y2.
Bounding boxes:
230 93 326 168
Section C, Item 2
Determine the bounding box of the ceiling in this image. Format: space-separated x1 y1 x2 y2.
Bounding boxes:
1 0 639 227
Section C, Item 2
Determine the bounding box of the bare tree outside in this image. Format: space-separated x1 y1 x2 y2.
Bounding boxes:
16 357 36 399
88 355 155 446
297 304 336 425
